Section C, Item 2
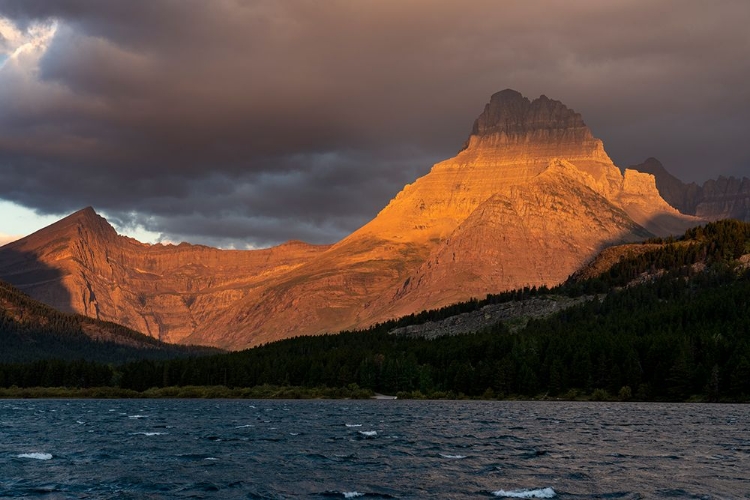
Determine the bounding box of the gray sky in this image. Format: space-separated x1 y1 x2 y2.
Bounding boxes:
0 0 748 248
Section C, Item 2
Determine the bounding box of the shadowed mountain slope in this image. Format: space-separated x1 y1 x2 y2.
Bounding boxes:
0 278 219 363
632 157 750 222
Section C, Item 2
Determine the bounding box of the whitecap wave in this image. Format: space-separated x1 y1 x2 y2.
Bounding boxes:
343 492 364 499
440 454 467 459
358 430 377 437
128 415 147 419
17 452 52 460
345 424 362 427
235 424 253 428
493 487 556 498
205 457 218 461
130 432 166 436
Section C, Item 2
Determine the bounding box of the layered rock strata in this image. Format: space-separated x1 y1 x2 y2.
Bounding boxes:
0 90 702 349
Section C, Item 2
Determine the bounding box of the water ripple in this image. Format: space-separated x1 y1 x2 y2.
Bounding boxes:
0 400 748 498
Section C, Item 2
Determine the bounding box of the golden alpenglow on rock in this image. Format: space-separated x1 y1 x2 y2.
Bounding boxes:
0 91 702 349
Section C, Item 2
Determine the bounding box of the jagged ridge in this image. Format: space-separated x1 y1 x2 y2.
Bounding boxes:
632 158 750 222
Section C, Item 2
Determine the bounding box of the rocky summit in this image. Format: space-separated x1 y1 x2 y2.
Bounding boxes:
0 90 701 349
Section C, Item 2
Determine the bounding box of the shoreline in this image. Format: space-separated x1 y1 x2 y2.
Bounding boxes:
0 385 746 403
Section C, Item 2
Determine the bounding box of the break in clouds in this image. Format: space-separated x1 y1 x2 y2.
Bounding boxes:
0 0 748 247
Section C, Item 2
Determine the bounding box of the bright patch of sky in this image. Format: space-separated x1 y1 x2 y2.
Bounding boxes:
0 200 64 244
0 16 58 68
108 218 163 245
0 18 164 247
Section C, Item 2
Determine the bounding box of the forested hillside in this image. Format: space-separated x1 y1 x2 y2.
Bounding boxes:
2 220 749 402
0 279 218 364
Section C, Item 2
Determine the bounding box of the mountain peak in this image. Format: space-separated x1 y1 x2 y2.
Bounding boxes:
637 157 672 177
67 205 99 222
468 90 589 140
59 206 116 236
487 88 526 107
0 91 706 350
5 206 118 254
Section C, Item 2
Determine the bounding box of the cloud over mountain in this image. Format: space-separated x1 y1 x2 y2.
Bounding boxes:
0 0 748 247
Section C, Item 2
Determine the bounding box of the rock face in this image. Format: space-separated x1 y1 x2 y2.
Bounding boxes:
0 207 329 344
376 161 653 317
0 278 218 362
632 157 750 222
389 295 596 339
0 90 702 349
461 90 614 179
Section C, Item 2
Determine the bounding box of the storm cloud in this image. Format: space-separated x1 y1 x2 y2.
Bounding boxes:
0 0 748 247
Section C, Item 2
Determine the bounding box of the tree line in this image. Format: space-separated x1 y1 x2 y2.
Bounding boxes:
1 220 749 401
0 279 216 363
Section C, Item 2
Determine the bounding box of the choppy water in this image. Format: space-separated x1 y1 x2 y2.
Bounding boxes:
1 400 748 499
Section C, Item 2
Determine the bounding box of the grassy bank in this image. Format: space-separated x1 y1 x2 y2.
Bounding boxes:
0 384 375 400
1 384 747 402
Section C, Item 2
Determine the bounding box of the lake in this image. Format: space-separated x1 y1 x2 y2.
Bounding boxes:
1 400 748 498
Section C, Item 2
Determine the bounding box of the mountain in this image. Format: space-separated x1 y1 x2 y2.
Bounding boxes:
106 220 750 402
0 278 218 363
0 207 329 344
632 157 750 222
234 90 695 331
0 90 701 349
372 161 651 317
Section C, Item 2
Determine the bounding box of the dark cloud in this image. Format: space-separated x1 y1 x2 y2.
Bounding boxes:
0 0 748 247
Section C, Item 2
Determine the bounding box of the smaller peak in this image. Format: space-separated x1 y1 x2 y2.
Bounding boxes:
57 206 97 219
60 206 117 236
74 206 98 218
489 88 524 101
5 206 118 249
635 158 668 174
63 206 104 224
630 158 685 185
